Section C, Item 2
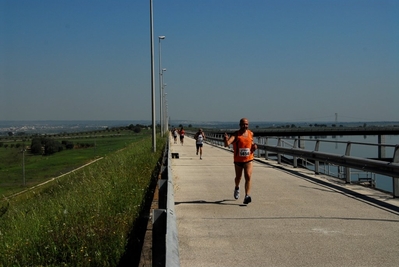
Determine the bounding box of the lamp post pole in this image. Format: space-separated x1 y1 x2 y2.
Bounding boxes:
161 68 166 134
158 36 165 136
150 0 156 152
164 94 168 133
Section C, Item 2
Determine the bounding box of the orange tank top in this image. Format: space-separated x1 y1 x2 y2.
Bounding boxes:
233 130 254 163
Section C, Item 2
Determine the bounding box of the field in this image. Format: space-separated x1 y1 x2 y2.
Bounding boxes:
0 128 149 197
0 129 167 266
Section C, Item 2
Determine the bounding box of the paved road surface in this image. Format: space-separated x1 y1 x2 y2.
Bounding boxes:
170 136 399 267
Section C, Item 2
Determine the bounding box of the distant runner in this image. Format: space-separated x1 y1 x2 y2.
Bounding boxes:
179 127 185 145
194 128 206 160
172 128 178 144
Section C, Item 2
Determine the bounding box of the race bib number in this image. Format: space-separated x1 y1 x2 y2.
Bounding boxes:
239 148 250 157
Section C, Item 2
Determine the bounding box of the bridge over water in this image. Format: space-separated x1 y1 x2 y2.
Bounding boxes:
149 136 399 267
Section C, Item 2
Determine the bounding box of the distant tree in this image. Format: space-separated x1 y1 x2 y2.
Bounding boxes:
8 132 13 136
62 140 74 149
31 138 43 155
44 139 63 155
66 142 74 149
188 124 192 128
256 125 259 129
133 127 141 133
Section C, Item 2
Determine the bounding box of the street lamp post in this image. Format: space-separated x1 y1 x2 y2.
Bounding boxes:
150 0 156 152
158 35 165 136
161 68 166 134
164 93 168 133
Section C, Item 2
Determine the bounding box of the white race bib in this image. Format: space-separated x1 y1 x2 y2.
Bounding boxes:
239 148 250 157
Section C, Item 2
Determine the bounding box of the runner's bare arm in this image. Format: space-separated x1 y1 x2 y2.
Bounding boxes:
224 133 235 147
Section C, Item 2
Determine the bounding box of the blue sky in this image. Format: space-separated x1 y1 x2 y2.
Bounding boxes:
1 0 398 123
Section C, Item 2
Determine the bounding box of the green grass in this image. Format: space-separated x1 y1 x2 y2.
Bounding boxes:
0 134 166 266
0 129 150 197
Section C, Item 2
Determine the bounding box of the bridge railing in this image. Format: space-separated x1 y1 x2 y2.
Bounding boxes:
202 133 399 198
153 136 180 267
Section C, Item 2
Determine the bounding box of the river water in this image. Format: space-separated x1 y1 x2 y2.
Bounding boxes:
259 134 399 193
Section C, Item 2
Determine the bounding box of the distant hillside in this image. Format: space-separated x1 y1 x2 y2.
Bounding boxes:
1 120 398 136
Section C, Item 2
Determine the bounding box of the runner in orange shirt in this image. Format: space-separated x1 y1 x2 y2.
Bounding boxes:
179 127 185 145
224 118 257 204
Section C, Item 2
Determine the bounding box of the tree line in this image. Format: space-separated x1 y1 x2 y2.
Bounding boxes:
29 138 94 155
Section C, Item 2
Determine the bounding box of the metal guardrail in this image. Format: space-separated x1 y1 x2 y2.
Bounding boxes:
164 145 180 267
208 126 399 136
152 136 180 267
201 133 399 198
260 144 399 175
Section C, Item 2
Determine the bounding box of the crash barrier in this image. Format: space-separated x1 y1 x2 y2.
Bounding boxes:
152 136 180 267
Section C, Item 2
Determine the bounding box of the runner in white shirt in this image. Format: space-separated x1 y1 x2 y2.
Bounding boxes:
194 129 206 160
172 128 178 144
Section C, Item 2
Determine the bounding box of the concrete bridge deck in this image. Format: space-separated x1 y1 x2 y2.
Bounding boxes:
170 136 399 267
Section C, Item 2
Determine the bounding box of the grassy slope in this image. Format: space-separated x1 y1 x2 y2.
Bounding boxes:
0 130 148 196
0 134 166 266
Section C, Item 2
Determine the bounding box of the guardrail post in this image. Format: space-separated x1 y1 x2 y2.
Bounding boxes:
277 138 282 164
264 138 269 160
393 145 399 163
299 135 305 149
393 178 399 198
378 135 386 159
345 142 352 183
314 140 320 174
393 145 399 198
293 139 298 168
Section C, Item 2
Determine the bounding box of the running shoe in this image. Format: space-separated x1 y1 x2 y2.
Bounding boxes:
243 195 252 204
234 187 240 200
